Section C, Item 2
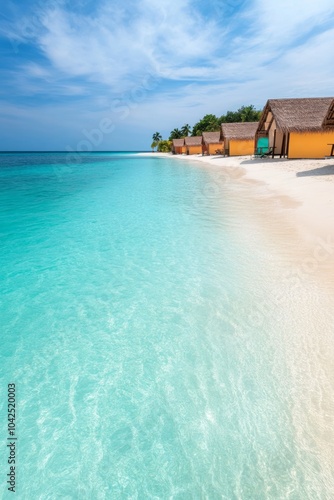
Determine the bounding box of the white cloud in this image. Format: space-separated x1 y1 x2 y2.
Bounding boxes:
4 0 333 91
254 0 334 41
29 0 223 92
1 0 334 149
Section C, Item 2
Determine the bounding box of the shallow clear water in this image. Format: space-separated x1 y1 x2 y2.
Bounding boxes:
0 153 333 498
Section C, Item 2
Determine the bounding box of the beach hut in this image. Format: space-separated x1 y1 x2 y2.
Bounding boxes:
256 97 334 159
172 138 186 154
185 136 203 155
220 122 258 156
202 132 223 155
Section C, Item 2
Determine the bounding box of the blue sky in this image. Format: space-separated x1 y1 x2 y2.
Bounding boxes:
0 0 333 151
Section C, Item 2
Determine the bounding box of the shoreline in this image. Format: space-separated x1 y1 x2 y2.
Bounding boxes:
138 152 334 481
139 152 334 289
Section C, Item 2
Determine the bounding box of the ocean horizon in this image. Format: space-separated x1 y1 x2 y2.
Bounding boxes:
0 151 149 154
1 152 333 498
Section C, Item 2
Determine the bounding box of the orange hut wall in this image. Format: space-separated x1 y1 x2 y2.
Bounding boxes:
207 143 223 155
187 145 203 155
288 132 334 158
174 146 186 154
229 139 255 156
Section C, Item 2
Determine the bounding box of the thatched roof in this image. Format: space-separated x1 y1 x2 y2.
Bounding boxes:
172 138 185 147
185 136 202 146
202 131 222 144
221 122 258 141
322 99 334 128
258 98 333 134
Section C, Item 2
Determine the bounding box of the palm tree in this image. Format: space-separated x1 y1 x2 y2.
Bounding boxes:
152 132 162 143
169 128 182 140
181 124 192 137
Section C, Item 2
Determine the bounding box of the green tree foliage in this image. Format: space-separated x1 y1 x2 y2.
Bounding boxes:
152 132 162 142
219 105 262 123
151 105 261 149
192 114 220 136
169 128 183 140
240 105 261 122
157 140 172 152
180 124 192 137
169 124 192 140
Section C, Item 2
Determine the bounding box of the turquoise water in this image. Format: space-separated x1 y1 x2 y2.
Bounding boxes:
0 153 333 498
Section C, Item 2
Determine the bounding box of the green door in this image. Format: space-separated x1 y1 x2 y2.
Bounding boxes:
256 137 269 154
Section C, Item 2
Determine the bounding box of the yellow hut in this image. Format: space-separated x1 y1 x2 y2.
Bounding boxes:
172 138 186 154
202 132 223 155
185 136 203 155
220 122 258 156
256 98 334 159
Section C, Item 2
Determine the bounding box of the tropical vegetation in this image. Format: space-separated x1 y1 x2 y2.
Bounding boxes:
151 131 162 152
192 106 262 136
157 140 172 152
150 105 262 149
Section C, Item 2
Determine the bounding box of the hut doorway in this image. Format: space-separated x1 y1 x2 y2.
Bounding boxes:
256 136 269 155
